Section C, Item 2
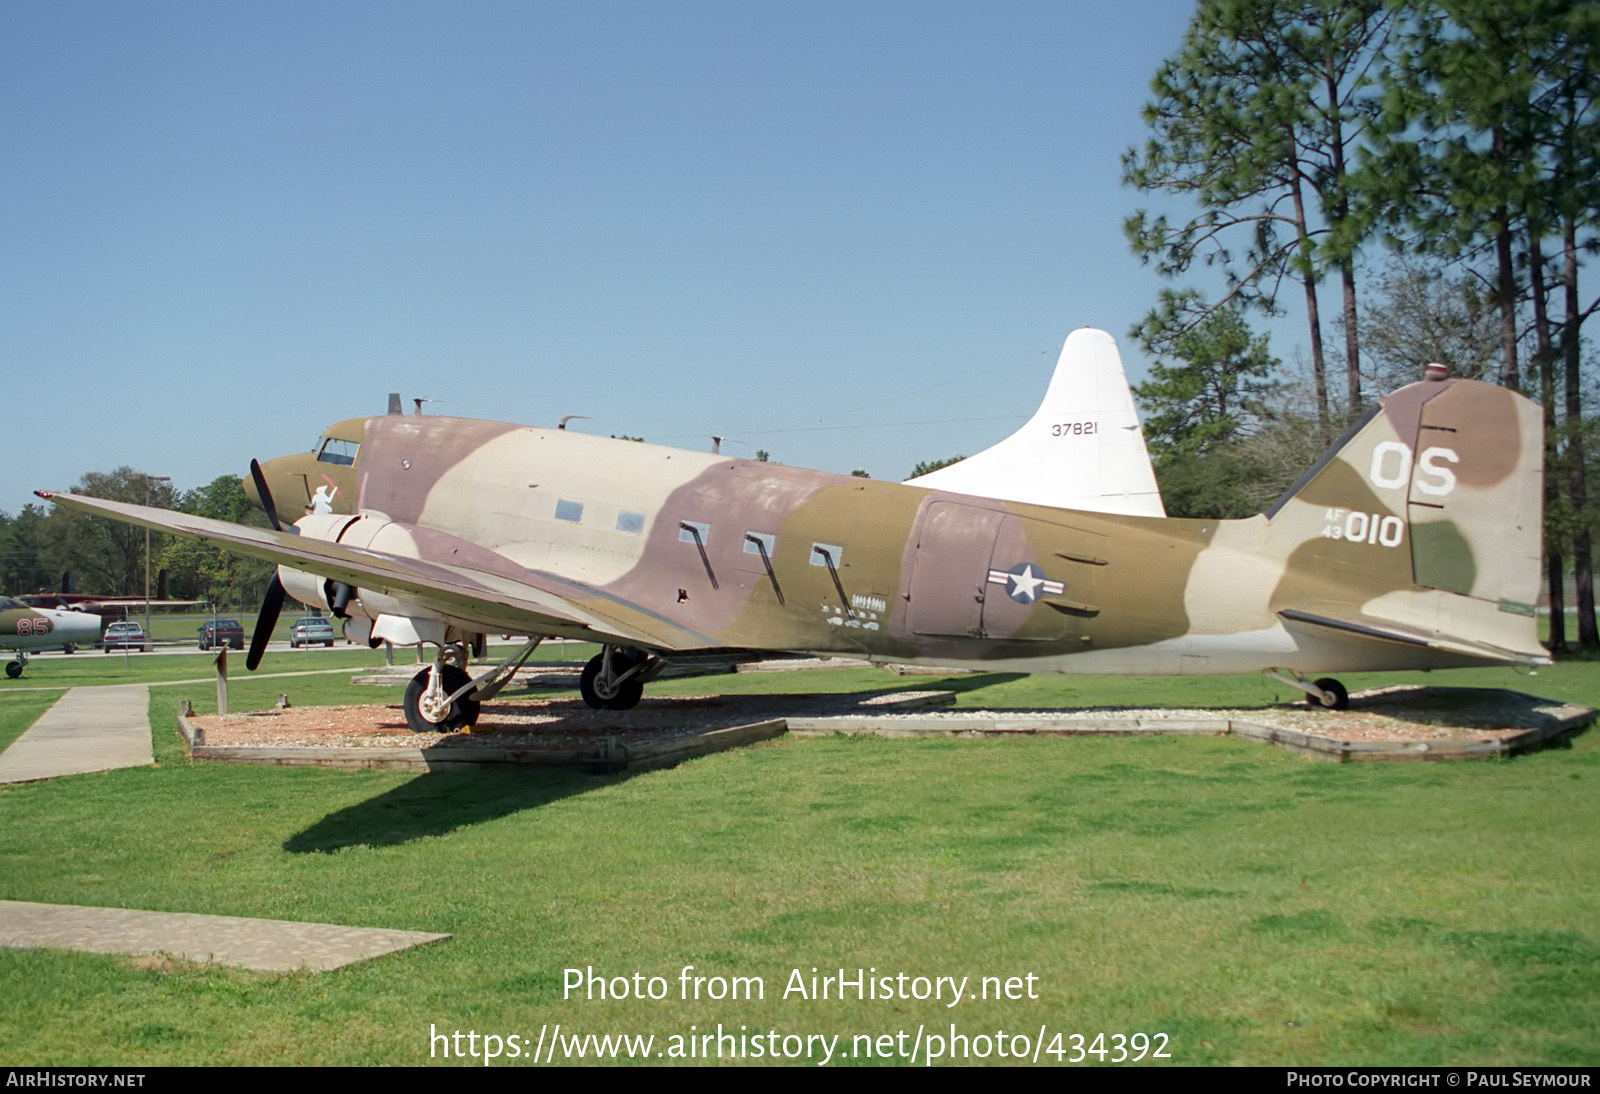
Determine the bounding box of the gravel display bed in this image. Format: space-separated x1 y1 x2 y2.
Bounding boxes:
185 684 1589 754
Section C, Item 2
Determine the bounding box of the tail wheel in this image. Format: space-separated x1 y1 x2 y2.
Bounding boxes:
1314 677 1349 710
403 665 480 733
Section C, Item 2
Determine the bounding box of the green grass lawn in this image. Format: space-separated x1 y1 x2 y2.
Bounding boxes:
0 653 1596 1066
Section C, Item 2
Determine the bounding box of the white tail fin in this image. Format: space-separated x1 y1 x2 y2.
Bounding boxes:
904 328 1165 516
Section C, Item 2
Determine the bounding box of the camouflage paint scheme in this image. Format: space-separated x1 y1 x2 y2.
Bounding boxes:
39 374 1547 688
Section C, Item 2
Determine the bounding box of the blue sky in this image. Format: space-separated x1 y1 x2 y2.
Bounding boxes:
2 0 1221 517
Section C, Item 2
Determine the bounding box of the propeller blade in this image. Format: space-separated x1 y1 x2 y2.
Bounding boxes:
249 458 282 532
246 574 286 671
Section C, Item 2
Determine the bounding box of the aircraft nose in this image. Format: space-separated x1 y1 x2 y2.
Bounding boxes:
244 454 323 521
242 455 290 519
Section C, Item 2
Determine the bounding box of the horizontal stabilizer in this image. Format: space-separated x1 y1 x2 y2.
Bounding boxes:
1279 608 1549 666
904 328 1165 516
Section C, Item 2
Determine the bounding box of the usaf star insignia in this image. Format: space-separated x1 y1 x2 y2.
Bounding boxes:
986 562 1065 605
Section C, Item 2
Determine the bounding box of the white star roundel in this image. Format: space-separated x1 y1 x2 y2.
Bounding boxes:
986 562 1065 604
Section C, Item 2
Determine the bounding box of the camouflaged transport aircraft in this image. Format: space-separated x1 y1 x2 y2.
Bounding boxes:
37 329 1547 730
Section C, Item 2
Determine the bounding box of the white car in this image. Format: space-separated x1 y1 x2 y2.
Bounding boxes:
289 617 337 648
101 622 149 652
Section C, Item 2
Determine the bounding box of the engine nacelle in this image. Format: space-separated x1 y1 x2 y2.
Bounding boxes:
276 512 378 619
341 615 379 649
274 512 487 650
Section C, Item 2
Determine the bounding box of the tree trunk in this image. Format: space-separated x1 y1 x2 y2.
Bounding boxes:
1547 549 1567 654
1288 174 1331 437
1531 227 1565 653
1342 255 1361 419
1493 128 1521 392
1325 62 1361 420
1496 225 1521 392
1563 219 1597 647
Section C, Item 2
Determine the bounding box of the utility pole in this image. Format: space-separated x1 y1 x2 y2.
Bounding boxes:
142 475 171 646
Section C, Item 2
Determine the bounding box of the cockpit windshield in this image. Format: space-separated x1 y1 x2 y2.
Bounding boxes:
316 439 360 466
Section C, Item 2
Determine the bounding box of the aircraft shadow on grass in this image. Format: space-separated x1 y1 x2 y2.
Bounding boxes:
281 672 1029 852
282 765 637 853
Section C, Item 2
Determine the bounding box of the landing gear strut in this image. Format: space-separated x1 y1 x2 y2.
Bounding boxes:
403 661 480 733
1265 669 1350 710
399 636 546 733
579 646 650 710
1312 677 1349 710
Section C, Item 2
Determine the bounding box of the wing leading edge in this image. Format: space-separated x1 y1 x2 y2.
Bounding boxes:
34 492 724 653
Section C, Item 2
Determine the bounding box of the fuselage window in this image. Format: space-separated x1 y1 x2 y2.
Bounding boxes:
555 500 584 524
616 511 646 534
679 520 710 545
810 543 843 567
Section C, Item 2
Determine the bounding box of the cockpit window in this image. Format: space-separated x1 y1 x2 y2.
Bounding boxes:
317 439 360 466
0 596 22 611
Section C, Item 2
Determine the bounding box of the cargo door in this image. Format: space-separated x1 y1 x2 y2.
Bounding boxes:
906 503 1006 637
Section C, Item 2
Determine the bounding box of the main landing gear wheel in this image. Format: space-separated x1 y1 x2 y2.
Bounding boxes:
1314 677 1349 711
580 651 645 711
403 665 481 733
5 660 22 679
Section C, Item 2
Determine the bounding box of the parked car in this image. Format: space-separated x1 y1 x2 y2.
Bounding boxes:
289 616 337 648
102 621 149 652
197 618 245 650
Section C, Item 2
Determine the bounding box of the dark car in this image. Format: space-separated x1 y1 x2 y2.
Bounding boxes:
198 618 245 650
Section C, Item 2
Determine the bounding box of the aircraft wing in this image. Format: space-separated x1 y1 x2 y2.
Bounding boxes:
60 598 206 611
35 492 725 653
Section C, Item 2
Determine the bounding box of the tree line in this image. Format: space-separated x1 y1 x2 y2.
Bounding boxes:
1124 0 1600 651
0 470 274 610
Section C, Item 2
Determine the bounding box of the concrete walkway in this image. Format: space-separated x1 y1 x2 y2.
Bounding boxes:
0 900 449 973
0 684 152 784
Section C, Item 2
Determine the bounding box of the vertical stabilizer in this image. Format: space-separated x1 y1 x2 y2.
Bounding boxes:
1264 376 1546 665
904 328 1165 517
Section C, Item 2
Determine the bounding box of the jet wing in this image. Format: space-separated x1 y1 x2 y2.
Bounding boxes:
35 492 724 653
